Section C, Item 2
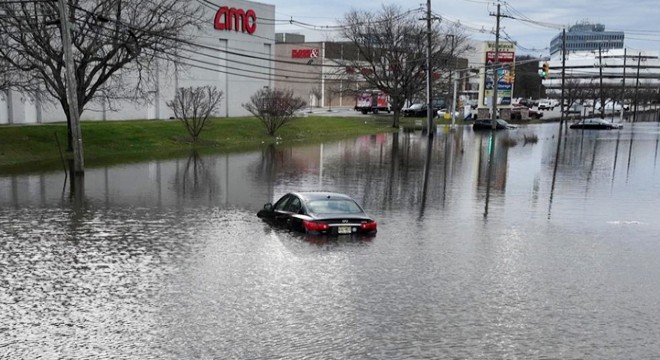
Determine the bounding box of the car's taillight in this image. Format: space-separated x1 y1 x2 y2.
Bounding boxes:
360 221 377 231
303 221 329 232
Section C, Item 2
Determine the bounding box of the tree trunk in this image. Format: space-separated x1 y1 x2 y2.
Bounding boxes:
392 109 401 128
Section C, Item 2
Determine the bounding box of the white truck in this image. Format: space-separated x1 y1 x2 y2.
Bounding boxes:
354 90 391 114
538 99 558 111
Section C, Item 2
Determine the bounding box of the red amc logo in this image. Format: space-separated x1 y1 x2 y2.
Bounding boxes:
214 7 257 34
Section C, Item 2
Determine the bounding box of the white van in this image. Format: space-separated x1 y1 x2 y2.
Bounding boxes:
538 99 556 111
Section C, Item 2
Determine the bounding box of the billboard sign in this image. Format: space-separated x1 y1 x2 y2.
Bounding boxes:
484 51 515 102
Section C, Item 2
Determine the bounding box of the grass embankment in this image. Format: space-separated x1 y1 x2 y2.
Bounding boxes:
0 115 400 174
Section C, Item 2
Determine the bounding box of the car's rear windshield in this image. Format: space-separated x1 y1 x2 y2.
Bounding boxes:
307 199 362 215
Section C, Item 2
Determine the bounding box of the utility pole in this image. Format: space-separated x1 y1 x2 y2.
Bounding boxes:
633 51 642 123
560 28 566 126
425 0 434 138
447 34 456 128
620 48 627 122
619 49 628 122
490 2 501 130
598 44 604 119
58 0 84 174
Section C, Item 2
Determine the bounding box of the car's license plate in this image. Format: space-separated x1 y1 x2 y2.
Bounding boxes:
338 226 351 234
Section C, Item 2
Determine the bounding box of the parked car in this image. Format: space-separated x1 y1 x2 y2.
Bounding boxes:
513 98 533 108
472 119 517 130
257 192 377 236
510 106 543 120
569 118 623 130
403 103 429 117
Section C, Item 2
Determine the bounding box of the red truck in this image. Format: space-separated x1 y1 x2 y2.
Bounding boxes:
354 90 391 114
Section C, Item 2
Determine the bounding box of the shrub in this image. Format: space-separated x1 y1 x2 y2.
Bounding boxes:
243 88 306 136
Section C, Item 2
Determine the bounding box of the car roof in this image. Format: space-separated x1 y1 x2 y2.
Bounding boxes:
289 191 354 202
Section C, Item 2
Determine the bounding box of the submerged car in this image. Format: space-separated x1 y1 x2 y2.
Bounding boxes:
569 118 623 130
257 192 377 236
472 119 517 130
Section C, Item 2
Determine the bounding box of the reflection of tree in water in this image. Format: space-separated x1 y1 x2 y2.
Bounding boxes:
254 144 279 182
173 151 220 199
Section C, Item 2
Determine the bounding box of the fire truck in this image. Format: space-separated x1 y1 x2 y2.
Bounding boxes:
354 90 391 114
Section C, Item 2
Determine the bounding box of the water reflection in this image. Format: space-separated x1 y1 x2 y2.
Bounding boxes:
3 123 660 358
2 123 660 220
172 150 220 199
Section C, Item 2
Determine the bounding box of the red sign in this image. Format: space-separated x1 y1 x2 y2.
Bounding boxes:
291 48 319 58
486 51 514 63
214 7 256 34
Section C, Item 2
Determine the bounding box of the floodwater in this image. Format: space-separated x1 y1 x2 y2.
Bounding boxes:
2 120 660 359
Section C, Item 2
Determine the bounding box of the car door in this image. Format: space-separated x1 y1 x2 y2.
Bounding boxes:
283 196 305 231
272 194 294 227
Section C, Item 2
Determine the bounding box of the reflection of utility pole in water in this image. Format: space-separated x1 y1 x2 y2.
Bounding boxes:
68 159 85 207
612 131 621 188
484 131 495 218
626 127 635 182
585 136 599 194
385 132 400 207
419 137 434 219
442 133 450 207
548 122 564 219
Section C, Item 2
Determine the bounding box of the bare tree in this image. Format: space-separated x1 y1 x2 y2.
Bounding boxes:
338 5 470 128
243 88 306 136
0 0 201 149
0 59 12 92
310 86 322 107
325 83 341 111
166 86 223 142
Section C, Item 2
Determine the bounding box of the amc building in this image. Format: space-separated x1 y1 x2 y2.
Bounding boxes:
0 0 275 124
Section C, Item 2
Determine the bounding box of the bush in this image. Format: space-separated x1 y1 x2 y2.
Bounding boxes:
243 88 306 136
166 86 224 142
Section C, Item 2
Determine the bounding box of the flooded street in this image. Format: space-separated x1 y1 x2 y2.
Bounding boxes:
2 122 660 358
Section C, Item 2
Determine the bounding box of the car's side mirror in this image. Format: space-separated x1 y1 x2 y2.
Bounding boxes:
263 203 273 211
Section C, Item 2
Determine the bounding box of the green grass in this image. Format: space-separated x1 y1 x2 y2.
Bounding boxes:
0 115 400 174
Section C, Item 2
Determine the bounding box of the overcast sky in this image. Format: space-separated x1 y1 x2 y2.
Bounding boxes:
260 0 660 55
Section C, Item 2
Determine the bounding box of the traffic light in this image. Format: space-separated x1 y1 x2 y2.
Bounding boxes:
540 63 549 79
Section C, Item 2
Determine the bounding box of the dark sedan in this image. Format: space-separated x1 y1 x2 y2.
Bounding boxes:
569 118 623 130
257 192 377 236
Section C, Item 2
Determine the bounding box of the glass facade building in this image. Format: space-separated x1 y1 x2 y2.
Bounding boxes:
550 22 624 56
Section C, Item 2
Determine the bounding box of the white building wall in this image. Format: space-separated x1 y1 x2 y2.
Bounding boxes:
0 91 8 124
544 49 660 90
19 0 274 124
163 0 275 118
